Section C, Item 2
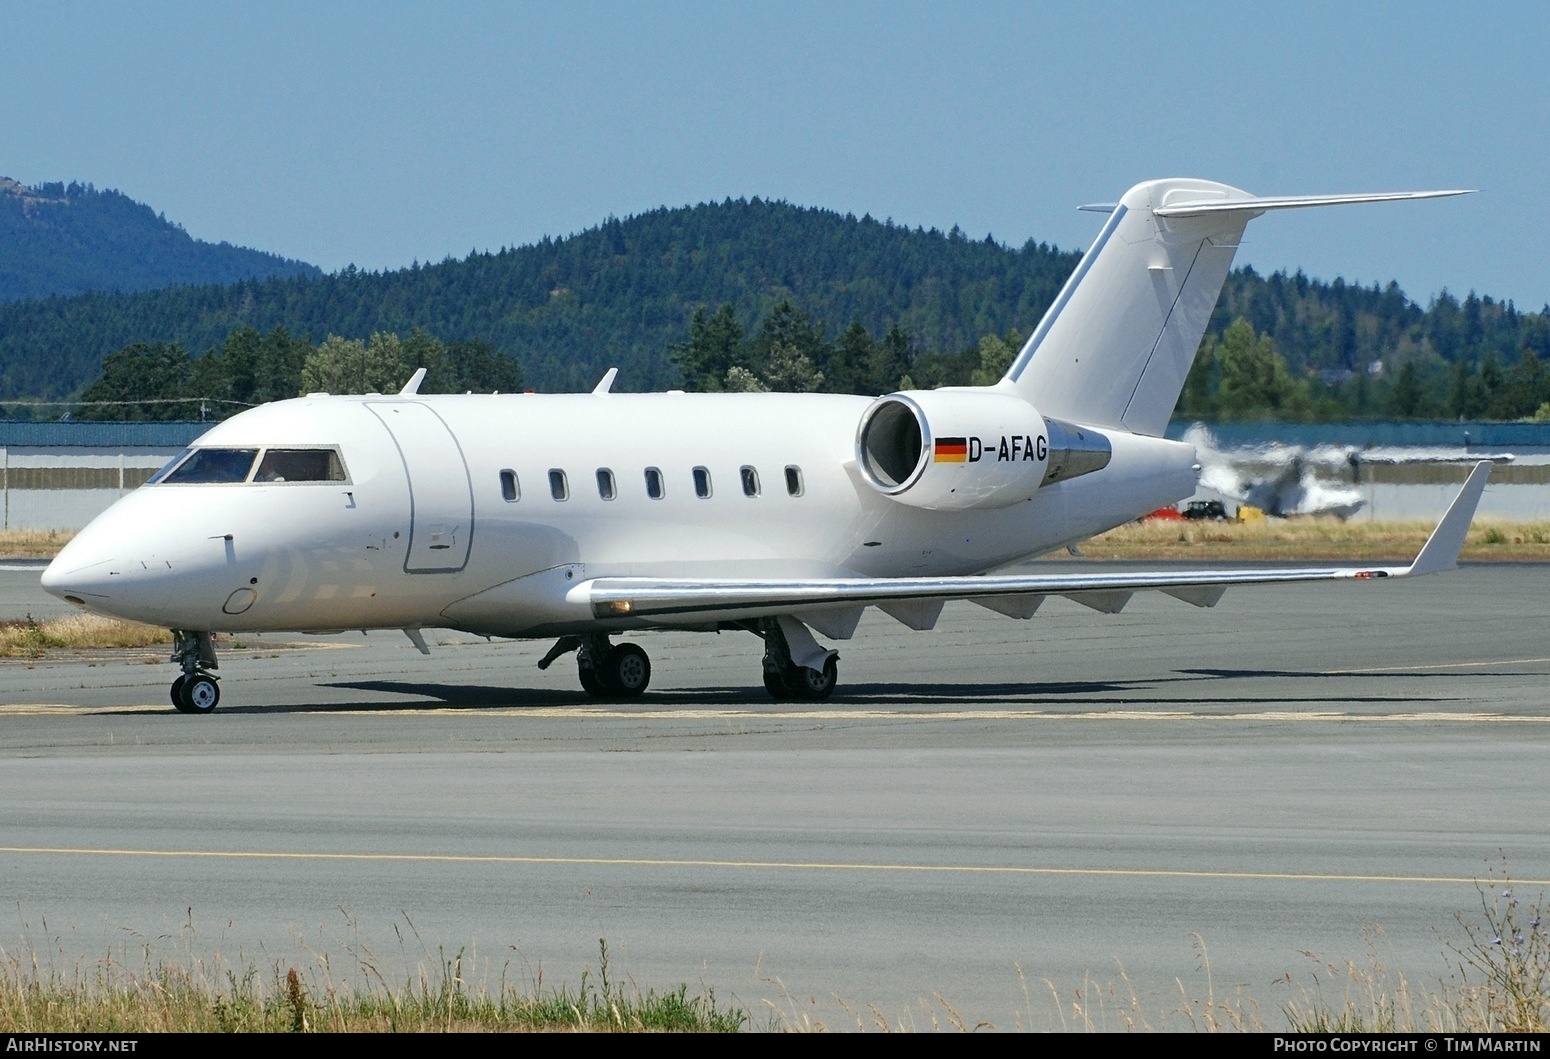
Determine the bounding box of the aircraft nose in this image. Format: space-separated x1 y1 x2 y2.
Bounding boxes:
38 555 79 603
41 554 169 610
41 539 178 619
40 546 102 606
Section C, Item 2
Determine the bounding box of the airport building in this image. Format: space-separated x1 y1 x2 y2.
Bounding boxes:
0 422 200 531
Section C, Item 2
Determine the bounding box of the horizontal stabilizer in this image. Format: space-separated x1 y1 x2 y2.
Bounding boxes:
1154 189 1473 218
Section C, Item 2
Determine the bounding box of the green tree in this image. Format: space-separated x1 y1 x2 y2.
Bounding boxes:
969 329 1024 387
76 342 196 420
671 304 744 392
301 333 413 395
866 323 914 393
749 300 828 379
1388 360 1429 418
1181 334 1219 418
438 339 525 393
827 320 875 395
762 341 825 392
1214 318 1309 419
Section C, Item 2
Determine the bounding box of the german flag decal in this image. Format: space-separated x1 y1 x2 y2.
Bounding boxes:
934 437 969 463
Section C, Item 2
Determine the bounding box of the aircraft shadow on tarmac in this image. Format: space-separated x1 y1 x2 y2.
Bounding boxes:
303 669 1457 712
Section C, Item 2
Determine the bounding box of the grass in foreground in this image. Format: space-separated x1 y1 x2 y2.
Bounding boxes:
0 940 745 1033
1279 871 1550 1034
5 879 1547 1032
0 613 172 658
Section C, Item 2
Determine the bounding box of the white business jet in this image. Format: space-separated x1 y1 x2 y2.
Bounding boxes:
42 178 1486 713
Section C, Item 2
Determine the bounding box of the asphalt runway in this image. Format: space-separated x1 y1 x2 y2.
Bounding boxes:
3 561 1549 1029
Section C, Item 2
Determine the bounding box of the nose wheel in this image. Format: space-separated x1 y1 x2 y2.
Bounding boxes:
577 637 651 698
169 630 221 714
171 673 220 714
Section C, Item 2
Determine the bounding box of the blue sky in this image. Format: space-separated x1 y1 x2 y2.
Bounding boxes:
4 1 1546 309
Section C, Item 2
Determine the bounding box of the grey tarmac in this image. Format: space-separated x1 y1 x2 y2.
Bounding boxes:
1 561 1547 1029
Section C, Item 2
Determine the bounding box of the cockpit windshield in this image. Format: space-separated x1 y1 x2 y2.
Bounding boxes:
152 447 348 485
254 449 347 483
161 448 260 484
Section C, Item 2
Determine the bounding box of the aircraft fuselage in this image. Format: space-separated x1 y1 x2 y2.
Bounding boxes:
43 390 1197 638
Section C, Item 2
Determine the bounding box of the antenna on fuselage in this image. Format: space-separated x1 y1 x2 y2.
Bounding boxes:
592 367 619 395
399 367 427 396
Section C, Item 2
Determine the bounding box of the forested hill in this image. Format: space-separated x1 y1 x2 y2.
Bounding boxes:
0 178 320 304
0 199 1079 399
0 194 1546 408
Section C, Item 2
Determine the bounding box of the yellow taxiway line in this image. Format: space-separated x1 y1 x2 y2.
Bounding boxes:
0 844 1543 888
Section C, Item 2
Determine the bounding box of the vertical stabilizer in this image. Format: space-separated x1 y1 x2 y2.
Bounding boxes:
1004 178 1251 436
1002 180 1471 437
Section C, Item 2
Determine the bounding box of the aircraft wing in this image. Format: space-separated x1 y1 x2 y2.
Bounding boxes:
584 463 1490 628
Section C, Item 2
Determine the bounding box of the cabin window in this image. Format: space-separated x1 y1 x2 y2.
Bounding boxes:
693 466 713 499
161 448 260 484
596 468 616 501
644 467 664 499
548 469 569 501
740 465 760 497
254 448 347 483
785 465 804 497
500 469 520 502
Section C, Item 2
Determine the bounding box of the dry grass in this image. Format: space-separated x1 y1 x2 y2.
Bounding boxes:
1068 517 1550 562
0 613 172 658
0 529 74 559
0 936 744 1033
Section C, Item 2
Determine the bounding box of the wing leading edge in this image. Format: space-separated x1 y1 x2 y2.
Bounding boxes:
584 462 1491 627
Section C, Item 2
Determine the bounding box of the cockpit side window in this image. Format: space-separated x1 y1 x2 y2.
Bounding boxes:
161 448 260 484
254 448 348 483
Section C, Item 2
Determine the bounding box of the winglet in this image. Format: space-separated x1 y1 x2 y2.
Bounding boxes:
592 367 619 395
1405 462 1492 576
399 367 427 395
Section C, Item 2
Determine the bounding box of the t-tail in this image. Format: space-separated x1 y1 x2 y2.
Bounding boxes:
1000 179 1472 436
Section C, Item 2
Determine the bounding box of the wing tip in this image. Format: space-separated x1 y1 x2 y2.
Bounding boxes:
1404 461 1492 577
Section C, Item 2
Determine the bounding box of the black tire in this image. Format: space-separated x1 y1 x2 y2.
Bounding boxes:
170 675 190 711
578 661 607 696
178 675 220 714
794 657 837 701
763 668 791 700
605 643 650 697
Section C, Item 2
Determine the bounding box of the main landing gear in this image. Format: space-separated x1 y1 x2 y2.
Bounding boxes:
754 616 839 701
539 618 839 701
168 629 220 714
538 634 651 698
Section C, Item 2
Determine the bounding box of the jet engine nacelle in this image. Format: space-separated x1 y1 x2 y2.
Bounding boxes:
853 389 1100 510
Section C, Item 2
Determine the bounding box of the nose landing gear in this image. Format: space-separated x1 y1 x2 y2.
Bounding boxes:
169 630 220 714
